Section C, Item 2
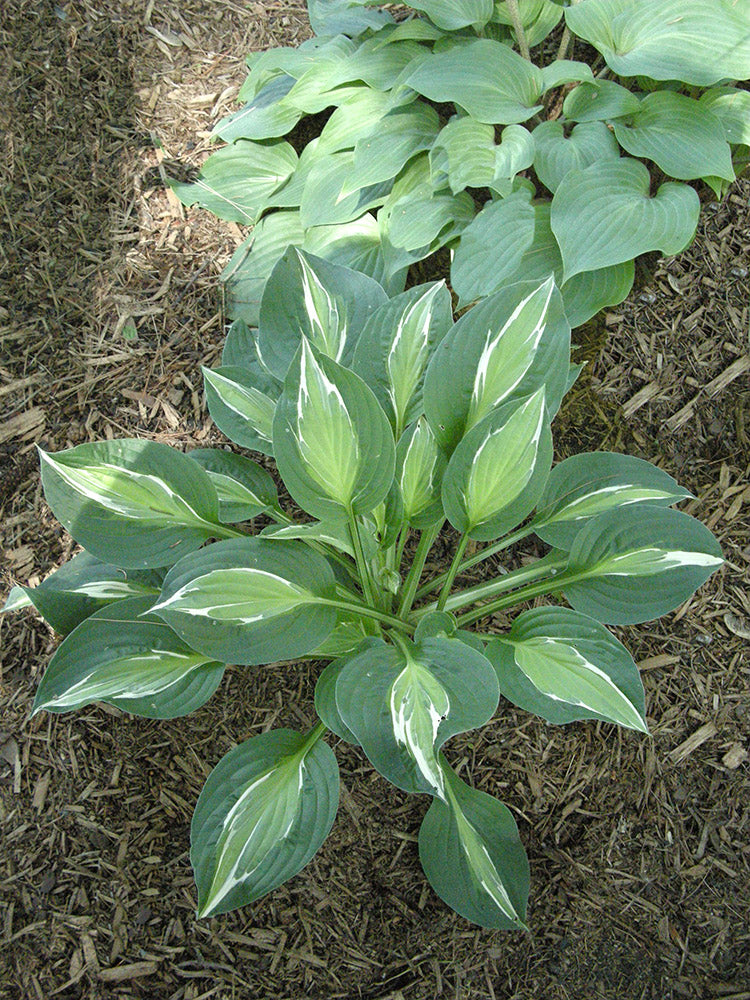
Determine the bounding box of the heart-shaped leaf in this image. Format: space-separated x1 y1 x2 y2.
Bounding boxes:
533 120 619 194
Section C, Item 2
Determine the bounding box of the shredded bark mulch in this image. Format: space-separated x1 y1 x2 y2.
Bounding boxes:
1 3 748 998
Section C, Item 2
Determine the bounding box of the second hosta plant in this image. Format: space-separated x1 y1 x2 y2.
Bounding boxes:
6 252 722 927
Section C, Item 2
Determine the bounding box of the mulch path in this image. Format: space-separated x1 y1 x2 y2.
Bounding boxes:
1 3 748 998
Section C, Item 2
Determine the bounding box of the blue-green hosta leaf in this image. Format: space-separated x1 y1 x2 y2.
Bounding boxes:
1 551 162 636
540 59 595 92
191 728 339 918
407 0 493 30
39 440 221 570
188 449 279 524
314 642 384 742
565 0 750 87
311 616 374 661
431 117 497 193
221 320 280 385
492 0 562 46
488 607 647 730
32 596 224 719
308 214 409 296
385 187 475 253
419 757 529 929
491 125 535 181
169 141 297 224
533 121 619 194
425 278 569 453
258 248 387 381
307 0 392 36
202 366 277 456
212 76 300 142
341 36 431 91
699 88 750 146
551 159 700 283
273 341 395 519
413 611 459 643
442 389 553 541
533 452 691 549
563 507 723 625
451 190 536 307
406 39 543 125
396 419 447 529
315 88 411 155
299 150 391 228
344 104 440 195
335 636 499 797
352 281 453 436
152 538 337 665
562 79 641 123
612 92 734 183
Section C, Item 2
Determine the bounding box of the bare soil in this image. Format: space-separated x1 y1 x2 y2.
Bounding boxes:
1 3 748 999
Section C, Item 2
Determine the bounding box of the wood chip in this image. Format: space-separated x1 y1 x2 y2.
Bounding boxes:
668 722 718 764
98 961 159 983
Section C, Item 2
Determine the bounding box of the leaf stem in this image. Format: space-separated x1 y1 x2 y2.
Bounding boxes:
324 598 414 635
347 507 377 607
505 0 530 60
454 569 590 627
436 533 469 612
397 522 442 619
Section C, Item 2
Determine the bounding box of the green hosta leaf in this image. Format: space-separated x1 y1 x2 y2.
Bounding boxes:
424 279 570 453
406 39 543 125
372 18 445 44
213 76 301 142
431 116 497 193
344 104 440 195
273 340 395 519
258 249 387 381
1 587 31 613
341 36 430 91
260 518 355 558
308 0 392 36
311 615 374 660
221 320 280 385
491 124 535 181
385 187 475 253
488 607 647 731
700 88 750 146
408 0 493 30
352 281 453 436
169 140 297 224
551 159 700 283
191 728 339 918
419 757 529 929
563 507 723 625
442 389 553 541
32 596 224 719
39 439 221 570
562 79 641 123
612 92 734 183
299 150 391 228
188 449 279 524
533 121 619 194
315 88 411 155
565 0 750 87
397 419 447 529
413 611 458 643
451 190 536 307
492 0 562 46
152 538 337 665
314 644 384 743
533 452 691 549
540 59 594 92
202 366 277 455
335 636 499 797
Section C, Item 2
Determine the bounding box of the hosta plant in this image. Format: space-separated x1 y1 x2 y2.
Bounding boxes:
4 254 724 927
171 0 750 326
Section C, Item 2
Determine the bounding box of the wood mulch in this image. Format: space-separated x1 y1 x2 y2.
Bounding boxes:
1 2 748 998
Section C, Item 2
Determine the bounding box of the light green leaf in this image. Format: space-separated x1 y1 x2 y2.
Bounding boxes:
564 507 723 625
612 92 734 182
565 0 750 87
533 452 692 548
699 87 750 146
32 596 224 719
188 449 279 524
406 39 543 125
442 389 552 540
551 159 700 282
344 104 440 195
202 366 277 455
431 116 497 193
153 538 337 665
191 728 339 918
335 636 499 797
397 419 447 529
307 0 392 35
492 124 535 181
407 0 493 30
451 190 536 307
260 518 354 558
540 59 594 92
533 120 619 194
299 150 391 228
39 440 221 569
1 587 31 613
419 757 529 929
562 79 641 123
169 140 297 224
212 76 301 142
315 88 409 155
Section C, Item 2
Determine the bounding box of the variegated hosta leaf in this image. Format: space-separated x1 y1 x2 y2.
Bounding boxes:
189 449 279 524
39 439 222 569
32 597 224 719
257 248 387 380
314 640 384 743
442 390 553 541
335 636 499 798
1 550 162 636
191 728 339 918
152 538 338 665
488 607 647 730
396 419 446 529
221 319 281 383
352 281 453 437
260 518 355 558
273 340 395 520
424 279 570 454
533 452 692 548
419 756 529 930
202 366 278 455
563 507 724 625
